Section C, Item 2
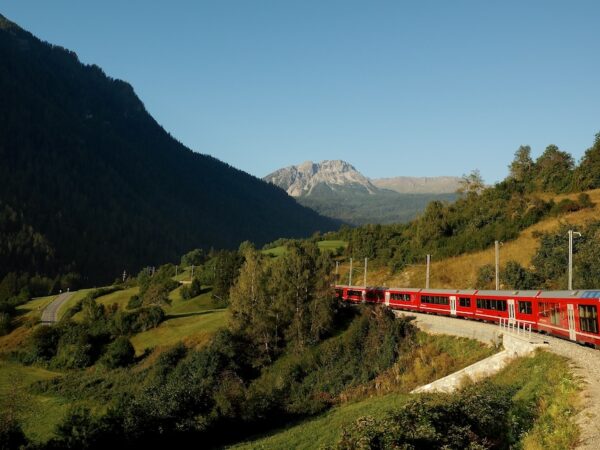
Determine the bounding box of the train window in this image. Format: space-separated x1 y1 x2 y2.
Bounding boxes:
390 293 411 301
518 301 532 315
347 290 363 297
476 298 507 311
421 295 449 305
538 302 561 325
579 305 599 334
459 297 471 307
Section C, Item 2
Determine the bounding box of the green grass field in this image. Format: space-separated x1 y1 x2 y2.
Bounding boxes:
0 360 67 443
130 309 226 355
166 286 224 316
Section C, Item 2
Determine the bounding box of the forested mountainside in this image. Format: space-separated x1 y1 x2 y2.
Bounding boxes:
0 14 337 284
264 160 458 225
333 137 600 270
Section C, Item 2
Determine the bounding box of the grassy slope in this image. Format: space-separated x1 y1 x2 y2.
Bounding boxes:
232 350 578 450
0 283 228 441
129 286 227 355
338 188 600 289
0 360 67 443
130 309 226 355
232 333 495 450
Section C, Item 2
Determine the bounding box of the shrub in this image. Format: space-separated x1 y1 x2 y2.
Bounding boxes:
0 312 11 336
180 278 202 300
0 419 27 450
24 325 61 362
476 264 495 289
337 383 516 449
133 306 165 332
100 337 135 369
126 295 142 309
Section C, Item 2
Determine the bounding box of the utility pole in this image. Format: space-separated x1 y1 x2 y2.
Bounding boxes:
568 230 582 290
122 270 126 283
426 254 431 289
495 240 502 290
175 265 178 277
364 257 368 287
335 261 339 282
349 258 353 286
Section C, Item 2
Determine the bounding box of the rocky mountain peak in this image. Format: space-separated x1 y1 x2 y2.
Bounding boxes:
264 160 378 197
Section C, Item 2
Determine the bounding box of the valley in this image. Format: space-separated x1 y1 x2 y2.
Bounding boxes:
2 6 600 450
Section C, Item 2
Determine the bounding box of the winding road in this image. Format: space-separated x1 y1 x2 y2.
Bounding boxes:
40 292 73 324
398 311 600 450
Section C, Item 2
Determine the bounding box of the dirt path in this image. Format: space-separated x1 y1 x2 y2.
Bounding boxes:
40 292 73 324
398 311 600 450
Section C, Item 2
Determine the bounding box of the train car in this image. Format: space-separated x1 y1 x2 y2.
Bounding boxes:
471 290 540 326
336 285 366 303
365 287 386 304
417 289 479 318
335 284 600 347
536 290 600 346
385 288 421 311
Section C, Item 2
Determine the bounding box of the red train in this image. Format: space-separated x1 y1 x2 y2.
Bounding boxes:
335 285 600 347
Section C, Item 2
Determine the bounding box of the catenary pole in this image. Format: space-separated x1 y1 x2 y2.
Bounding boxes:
568 230 582 290
495 240 500 290
349 258 353 286
426 254 431 289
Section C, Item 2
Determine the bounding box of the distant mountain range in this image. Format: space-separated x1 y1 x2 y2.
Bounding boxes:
372 176 461 194
264 161 459 225
0 14 338 283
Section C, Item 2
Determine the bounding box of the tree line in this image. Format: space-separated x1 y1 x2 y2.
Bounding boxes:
333 134 600 272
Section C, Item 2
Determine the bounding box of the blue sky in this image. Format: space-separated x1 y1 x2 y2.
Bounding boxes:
3 1 600 182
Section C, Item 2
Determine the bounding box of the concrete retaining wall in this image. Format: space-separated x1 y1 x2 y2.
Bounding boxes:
411 326 545 394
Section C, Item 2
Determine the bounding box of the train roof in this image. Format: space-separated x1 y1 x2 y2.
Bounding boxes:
538 290 600 299
418 288 478 295
336 285 600 299
387 287 423 293
475 289 540 297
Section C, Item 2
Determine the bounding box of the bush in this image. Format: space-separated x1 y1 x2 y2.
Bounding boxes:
476 264 495 289
337 383 516 449
501 260 539 290
100 337 135 369
0 312 11 336
180 278 202 300
0 419 27 450
126 295 142 309
133 306 165 332
23 325 61 362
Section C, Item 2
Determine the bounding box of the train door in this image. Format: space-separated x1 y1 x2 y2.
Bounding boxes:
385 291 390 307
567 304 576 341
450 296 457 316
361 290 366 304
507 299 516 325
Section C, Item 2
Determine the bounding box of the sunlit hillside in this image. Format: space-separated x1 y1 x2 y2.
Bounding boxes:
337 188 600 289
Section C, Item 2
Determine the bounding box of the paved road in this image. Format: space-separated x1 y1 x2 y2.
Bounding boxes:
40 292 73 324
396 311 600 450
